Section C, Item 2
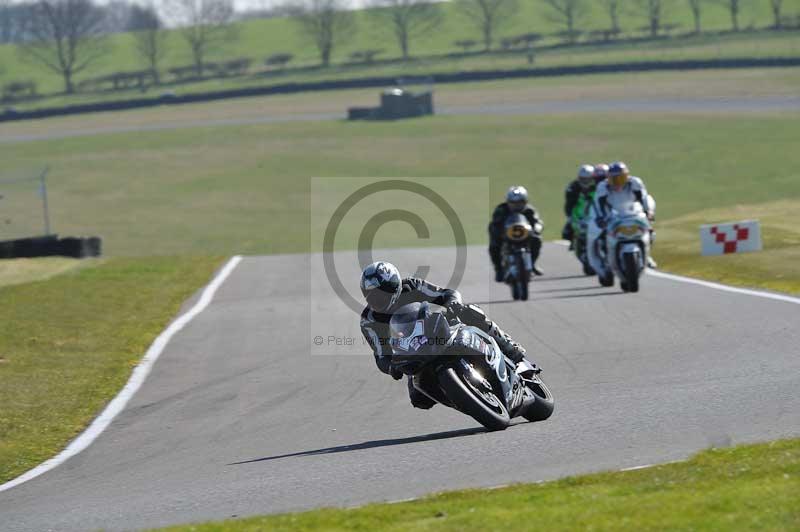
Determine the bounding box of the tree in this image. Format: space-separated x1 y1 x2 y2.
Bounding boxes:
542 0 589 44
687 0 703 33
457 0 519 51
291 0 355 67
167 0 237 76
635 0 669 37
128 3 164 31
133 4 167 83
769 0 783 29
369 0 443 59
19 0 109 93
599 0 623 33
713 0 743 31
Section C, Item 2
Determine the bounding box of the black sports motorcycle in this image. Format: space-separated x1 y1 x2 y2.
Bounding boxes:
389 302 555 431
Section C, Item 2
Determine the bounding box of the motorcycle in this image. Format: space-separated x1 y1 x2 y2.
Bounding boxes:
389 302 555 431
502 213 541 301
598 202 652 292
570 197 595 276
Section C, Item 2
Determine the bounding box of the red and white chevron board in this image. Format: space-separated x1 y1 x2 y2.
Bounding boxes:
700 220 762 256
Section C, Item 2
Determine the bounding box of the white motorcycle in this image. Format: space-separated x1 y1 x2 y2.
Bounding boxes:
597 202 652 293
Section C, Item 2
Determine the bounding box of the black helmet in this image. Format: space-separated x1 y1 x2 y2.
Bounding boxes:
360 261 402 312
389 302 451 356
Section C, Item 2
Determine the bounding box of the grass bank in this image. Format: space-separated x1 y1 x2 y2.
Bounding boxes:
157 437 800 531
655 199 800 295
2 110 798 256
0 255 224 484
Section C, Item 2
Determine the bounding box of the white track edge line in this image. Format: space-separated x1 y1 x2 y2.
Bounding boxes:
0 255 243 494
645 269 800 305
550 239 800 305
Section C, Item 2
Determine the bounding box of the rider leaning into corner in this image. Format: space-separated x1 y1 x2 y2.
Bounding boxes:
488 186 544 282
359 261 534 409
561 164 602 249
587 161 657 277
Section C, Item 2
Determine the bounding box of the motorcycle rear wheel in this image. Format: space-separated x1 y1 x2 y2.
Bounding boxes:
438 364 510 431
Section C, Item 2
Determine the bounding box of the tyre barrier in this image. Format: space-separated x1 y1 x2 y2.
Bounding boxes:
0 235 102 259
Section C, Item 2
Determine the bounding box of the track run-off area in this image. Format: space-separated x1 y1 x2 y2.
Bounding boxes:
1 243 799 531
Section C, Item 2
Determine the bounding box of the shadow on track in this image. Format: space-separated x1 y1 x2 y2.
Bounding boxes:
474 289 620 305
229 427 489 465
541 291 624 300
534 285 605 294
526 274 587 282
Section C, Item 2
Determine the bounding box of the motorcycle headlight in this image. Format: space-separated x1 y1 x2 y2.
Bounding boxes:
614 224 644 237
506 223 530 241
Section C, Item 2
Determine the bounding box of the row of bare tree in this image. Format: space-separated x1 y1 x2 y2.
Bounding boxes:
13 0 236 93
9 0 796 96
297 0 794 67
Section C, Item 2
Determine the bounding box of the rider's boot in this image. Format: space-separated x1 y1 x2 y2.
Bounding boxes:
407 376 435 409
487 323 527 364
530 236 544 276
494 266 504 283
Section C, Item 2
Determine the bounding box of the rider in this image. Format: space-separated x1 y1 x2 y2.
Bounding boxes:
587 161 656 276
561 164 596 250
593 163 610 185
489 186 544 282
360 261 529 409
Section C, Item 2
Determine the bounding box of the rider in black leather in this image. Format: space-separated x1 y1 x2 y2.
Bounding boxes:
359 261 528 409
488 186 544 282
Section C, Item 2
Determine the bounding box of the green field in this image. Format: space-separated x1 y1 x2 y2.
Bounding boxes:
157 437 800 531
2 104 798 256
1 0 799 108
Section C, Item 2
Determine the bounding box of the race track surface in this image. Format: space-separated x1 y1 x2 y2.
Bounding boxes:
2 244 799 531
2 96 798 144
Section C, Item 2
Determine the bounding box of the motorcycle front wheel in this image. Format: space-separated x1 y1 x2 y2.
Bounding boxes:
521 374 555 422
438 363 510 431
622 252 640 293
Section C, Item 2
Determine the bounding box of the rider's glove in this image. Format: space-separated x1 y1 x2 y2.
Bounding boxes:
595 217 607 229
446 300 465 320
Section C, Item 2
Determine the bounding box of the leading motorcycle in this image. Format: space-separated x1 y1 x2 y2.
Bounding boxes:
598 202 652 292
390 302 555 431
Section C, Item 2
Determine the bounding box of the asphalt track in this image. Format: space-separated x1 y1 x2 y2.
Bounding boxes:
2 243 799 531
1 96 798 144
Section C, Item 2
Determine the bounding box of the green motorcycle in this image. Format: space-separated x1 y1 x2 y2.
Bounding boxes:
570 193 595 276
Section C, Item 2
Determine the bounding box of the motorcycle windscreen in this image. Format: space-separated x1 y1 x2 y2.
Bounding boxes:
389 316 441 373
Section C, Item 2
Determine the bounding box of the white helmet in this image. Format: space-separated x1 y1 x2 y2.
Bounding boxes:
577 164 595 189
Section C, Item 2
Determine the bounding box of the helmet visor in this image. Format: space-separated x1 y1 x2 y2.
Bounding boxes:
508 200 526 212
365 287 398 312
610 173 628 189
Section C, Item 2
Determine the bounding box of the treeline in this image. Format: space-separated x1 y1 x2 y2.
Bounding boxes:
3 0 799 98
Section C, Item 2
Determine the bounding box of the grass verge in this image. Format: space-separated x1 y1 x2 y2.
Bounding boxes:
156 437 800 531
0 255 224 484
655 199 800 295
